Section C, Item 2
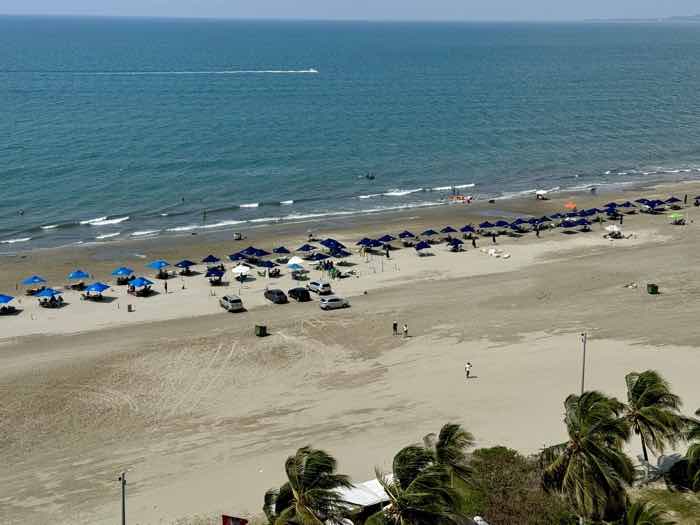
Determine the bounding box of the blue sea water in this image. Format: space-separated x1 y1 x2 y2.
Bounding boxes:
2 17 700 249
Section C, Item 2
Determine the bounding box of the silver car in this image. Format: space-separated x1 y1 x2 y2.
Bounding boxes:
219 294 244 312
319 295 349 310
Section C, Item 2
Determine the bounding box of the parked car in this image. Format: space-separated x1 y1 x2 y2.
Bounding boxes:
264 288 288 304
288 287 312 302
219 294 244 312
307 280 332 295
319 295 349 310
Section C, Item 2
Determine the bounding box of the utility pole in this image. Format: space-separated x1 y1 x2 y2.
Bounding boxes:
580 332 588 395
118 471 127 525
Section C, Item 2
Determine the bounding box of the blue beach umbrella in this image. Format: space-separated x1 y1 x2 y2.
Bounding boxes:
330 248 351 258
449 238 464 245
666 197 681 204
440 226 458 234
175 259 196 269
297 243 317 252
378 234 396 243
111 267 134 277
228 253 246 262
635 198 651 205
147 260 170 270
35 288 61 298
129 277 153 288
511 218 528 226
415 240 431 251
421 229 439 237
0 294 15 304
320 238 345 250
239 246 259 257
86 282 110 294
258 260 277 268
494 220 511 228
479 221 495 229
604 202 618 208
205 267 225 278
308 252 330 261
549 213 564 219
460 225 475 233
202 254 220 264
68 270 90 281
619 201 636 208
22 275 46 286
366 239 383 248
356 238 372 246
398 230 416 239
273 246 290 254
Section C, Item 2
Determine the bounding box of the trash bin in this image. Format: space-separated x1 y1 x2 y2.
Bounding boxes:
127 304 134 312
255 325 268 337
647 284 659 295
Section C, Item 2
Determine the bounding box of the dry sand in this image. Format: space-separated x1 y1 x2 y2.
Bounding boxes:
2 182 700 524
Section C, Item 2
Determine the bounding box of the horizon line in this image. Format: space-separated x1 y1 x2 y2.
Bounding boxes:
1 12 698 24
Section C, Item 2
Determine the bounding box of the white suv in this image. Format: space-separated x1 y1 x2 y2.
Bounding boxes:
219 294 244 312
319 295 349 310
307 281 332 295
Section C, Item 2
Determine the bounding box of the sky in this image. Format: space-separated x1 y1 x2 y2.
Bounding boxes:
0 0 698 21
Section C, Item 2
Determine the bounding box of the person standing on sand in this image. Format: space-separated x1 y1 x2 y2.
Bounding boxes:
402 324 408 338
535 226 540 238
465 362 472 380
393 321 398 336
472 237 477 249
685 194 688 205
619 215 624 225
164 281 168 294
492 233 497 244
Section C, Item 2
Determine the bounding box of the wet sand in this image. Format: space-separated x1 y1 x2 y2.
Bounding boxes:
2 181 700 524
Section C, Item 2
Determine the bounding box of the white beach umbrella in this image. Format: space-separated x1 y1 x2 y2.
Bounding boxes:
232 264 250 276
287 256 304 266
605 225 621 233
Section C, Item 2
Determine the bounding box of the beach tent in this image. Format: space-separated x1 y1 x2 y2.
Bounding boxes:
479 221 495 229
147 260 170 270
0 294 15 304
205 267 225 278
377 234 396 243
297 243 317 252
129 277 154 288
228 253 247 262
287 263 304 271
111 266 134 277
288 256 304 265
202 254 220 264
440 226 457 234
22 275 46 286
231 265 250 276
421 229 438 237
175 259 196 269
460 225 475 233
85 282 110 294
308 252 330 261
35 288 62 298
68 270 90 281
415 240 431 251
272 246 291 254
398 230 416 239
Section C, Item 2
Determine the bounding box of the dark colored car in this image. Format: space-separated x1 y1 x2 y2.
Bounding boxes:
288 287 312 302
264 288 288 304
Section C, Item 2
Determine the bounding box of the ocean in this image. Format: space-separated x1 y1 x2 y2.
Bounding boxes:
2 17 700 249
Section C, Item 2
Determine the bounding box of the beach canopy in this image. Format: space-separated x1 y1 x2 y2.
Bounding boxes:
560 220 578 229
604 202 618 208
479 221 495 229
239 246 258 257
460 225 475 233
287 263 304 271
619 201 636 208
421 229 438 236
254 248 270 257
175 259 196 269
111 266 134 276
605 225 621 233
308 252 330 261
297 243 317 252
415 240 431 251
635 198 651 204
356 238 373 246
666 197 681 204
494 220 511 228
288 256 304 265
440 226 457 234
206 267 225 278
449 238 464 245
0 294 15 304
147 260 170 270
258 260 277 268
366 239 383 248
512 218 528 226
273 246 290 254
398 230 416 239
86 282 110 294
202 254 220 264
129 277 153 288
22 275 46 286
68 270 90 281
320 238 346 250
232 264 250 275
35 287 61 298
228 253 246 261
330 248 351 258
576 218 592 226
378 234 396 243
549 213 563 219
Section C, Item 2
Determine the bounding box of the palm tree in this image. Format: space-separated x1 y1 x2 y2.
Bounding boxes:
616 500 674 525
423 423 475 488
686 408 700 491
263 446 352 525
542 391 634 523
622 371 685 462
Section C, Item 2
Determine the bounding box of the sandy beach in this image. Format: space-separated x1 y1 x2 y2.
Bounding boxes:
3 182 700 524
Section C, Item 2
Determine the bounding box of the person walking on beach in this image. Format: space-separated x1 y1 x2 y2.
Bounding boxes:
402 324 408 338
465 362 472 380
471 237 477 249
392 321 398 336
685 194 688 205
164 281 168 294
619 214 624 225
491 233 497 244
535 226 540 238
